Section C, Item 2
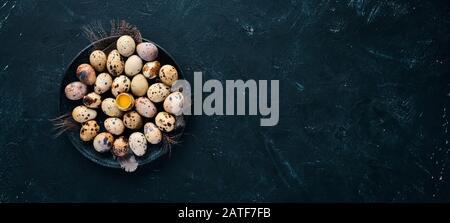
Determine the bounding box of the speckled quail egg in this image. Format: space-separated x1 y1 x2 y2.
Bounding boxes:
116 35 136 57
112 136 129 157
136 42 158 61
79 120 100 142
93 132 114 153
129 132 147 156
124 55 143 76
72 105 97 123
82 92 101 109
123 111 143 130
163 92 184 116
159 65 178 86
65 81 87 100
111 75 131 97
101 98 124 117
89 50 107 72
147 83 171 103
104 117 125 135
155 112 176 132
76 64 97 85
131 74 148 96
144 122 162 144
94 73 113 94
107 49 124 76
142 61 160 79
135 97 157 118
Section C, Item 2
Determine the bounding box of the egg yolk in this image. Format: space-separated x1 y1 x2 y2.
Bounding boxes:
117 94 131 108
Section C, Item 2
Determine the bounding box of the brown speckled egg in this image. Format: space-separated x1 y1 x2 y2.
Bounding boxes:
104 117 125 135
135 97 157 118
116 35 136 57
83 92 101 109
163 92 184 116
89 50 107 72
112 136 129 157
123 111 143 130
107 50 124 76
159 65 178 86
101 98 124 117
72 105 97 123
65 81 87 100
144 122 162 144
136 42 158 61
93 132 114 153
94 73 113 94
147 83 171 103
124 55 143 76
155 111 176 132
142 61 160 79
79 120 100 142
129 132 147 156
76 64 96 85
111 75 131 97
131 74 148 96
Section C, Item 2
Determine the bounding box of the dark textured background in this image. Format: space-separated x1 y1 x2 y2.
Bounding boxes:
0 0 449 202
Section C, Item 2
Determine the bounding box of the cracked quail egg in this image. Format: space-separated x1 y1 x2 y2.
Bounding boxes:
93 132 114 153
155 111 176 132
65 81 87 100
147 83 171 103
94 73 113 94
76 64 97 85
116 35 135 57
131 74 148 96
80 120 100 142
107 49 124 76
129 132 147 156
72 105 97 123
124 55 143 76
104 117 125 135
89 50 107 72
144 122 162 144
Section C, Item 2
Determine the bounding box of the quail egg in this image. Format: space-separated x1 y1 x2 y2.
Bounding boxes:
144 122 162 144
135 97 157 118
116 35 135 57
123 111 143 130
65 81 87 100
136 42 158 61
89 50 107 72
112 136 129 157
131 74 148 96
163 92 184 116
76 63 97 85
101 98 124 117
111 75 131 97
80 120 100 142
82 92 101 109
155 112 176 132
72 105 97 123
129 132 147 156
107 49 124 76
94 73 113 94
124 55 143 76
93 132 114 153
142 61 161 79
147 83 171 103
104 117 125 135
159 65 178 86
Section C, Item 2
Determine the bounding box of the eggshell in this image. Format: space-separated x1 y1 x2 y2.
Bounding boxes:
79 120 100 142
129 132 147 156
83 92 101 109
135 97 157 118
72 105 97 123
94 73 113 94
93 132 114 153
131 74 148 96
144 122 162 144
155 112 176 132
104 117 125 135
112 136 129 157
123 111 143 130
89 50 107 72
136 42 158 61
116 35 136 57
101 98 124 117
142 61 161 79
111 75 131 97
163 92 184 115
107 50 124 76
65 81 87 100
76 63 96 85
159 65 178 86
147 83 171 103
124 55 143 76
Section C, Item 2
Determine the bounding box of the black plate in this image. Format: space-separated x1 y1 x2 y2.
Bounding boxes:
59 36 184 168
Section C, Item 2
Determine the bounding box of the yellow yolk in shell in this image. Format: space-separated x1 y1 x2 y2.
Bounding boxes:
117 94 132 108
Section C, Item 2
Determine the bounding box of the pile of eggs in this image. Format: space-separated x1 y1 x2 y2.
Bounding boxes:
64 35 184 167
